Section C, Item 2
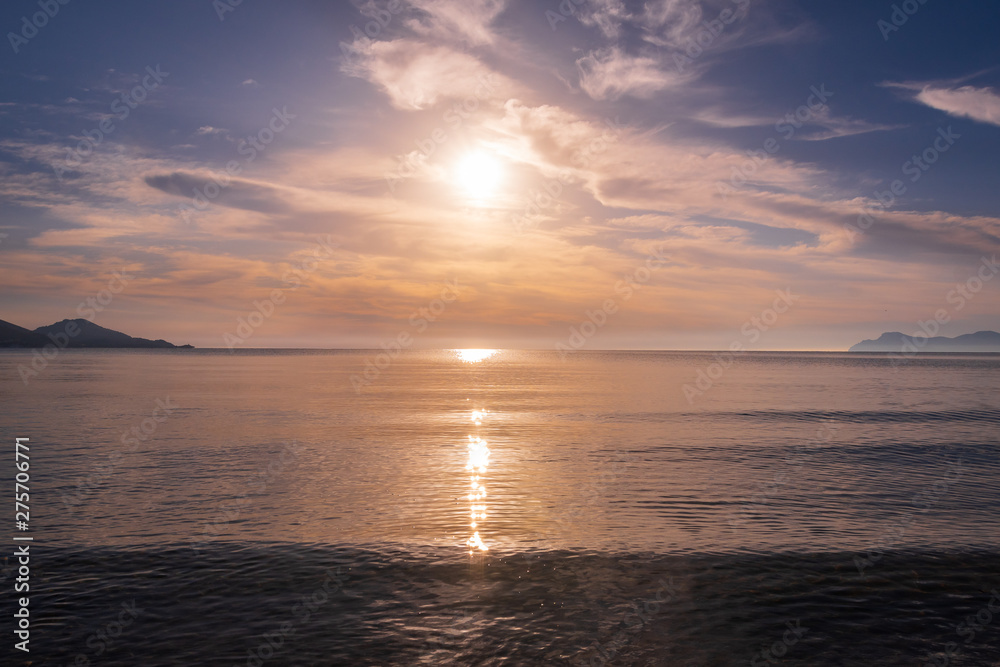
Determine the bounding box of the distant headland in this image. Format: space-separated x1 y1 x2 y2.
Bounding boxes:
849 330 1000 353
0 318 193 349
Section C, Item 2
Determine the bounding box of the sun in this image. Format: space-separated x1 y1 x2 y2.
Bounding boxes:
455 151 503 201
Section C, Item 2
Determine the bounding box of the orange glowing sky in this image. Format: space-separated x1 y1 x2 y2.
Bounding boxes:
1 0 998 350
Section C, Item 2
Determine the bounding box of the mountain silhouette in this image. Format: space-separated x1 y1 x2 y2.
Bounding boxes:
0 318 50 348
0 317 192 348
849 330 1000 353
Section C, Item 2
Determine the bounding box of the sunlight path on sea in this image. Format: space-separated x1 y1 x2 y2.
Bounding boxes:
454 349 499 557
466 408 490 554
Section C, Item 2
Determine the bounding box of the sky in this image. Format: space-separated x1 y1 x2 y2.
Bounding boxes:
0 0 998 350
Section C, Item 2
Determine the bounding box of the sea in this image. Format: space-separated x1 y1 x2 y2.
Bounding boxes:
1 349 999 666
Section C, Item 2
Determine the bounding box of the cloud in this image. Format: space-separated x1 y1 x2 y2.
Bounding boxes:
3 125 999 349
489 97 1000 271
688 108 775 128
639 0 807 68
690 104 900 139
576 47 681 101
2 1 998 350
913 85 1000 127
143 171 293 215
639 0 706 47
195 126 226 136
794 108 902 141
405 0 506 45
490 101 616 168
576 0 632 39
342 39 507 110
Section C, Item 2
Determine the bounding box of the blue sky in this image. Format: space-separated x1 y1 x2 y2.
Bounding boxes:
1 0 998 349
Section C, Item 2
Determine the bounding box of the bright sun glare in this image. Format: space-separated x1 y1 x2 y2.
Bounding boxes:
455 152 502 200
456 349 499 363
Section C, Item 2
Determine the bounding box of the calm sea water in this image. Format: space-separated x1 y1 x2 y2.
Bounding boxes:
2 350 999 665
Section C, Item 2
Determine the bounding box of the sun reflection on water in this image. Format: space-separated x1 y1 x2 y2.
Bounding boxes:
455 349 499 363
466 410 491 553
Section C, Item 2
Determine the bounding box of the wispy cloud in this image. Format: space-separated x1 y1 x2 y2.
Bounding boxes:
639 0 712 48
195 126 226 136
688 109 774 128
913 85 1000 127
689 102 901 140
577 0 632 39
795 108 903 141
405 0 507 45
342 39 508 110
576 46 682 101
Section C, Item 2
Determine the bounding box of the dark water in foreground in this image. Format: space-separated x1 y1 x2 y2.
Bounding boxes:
1 350 999 665
24 546 1000 666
